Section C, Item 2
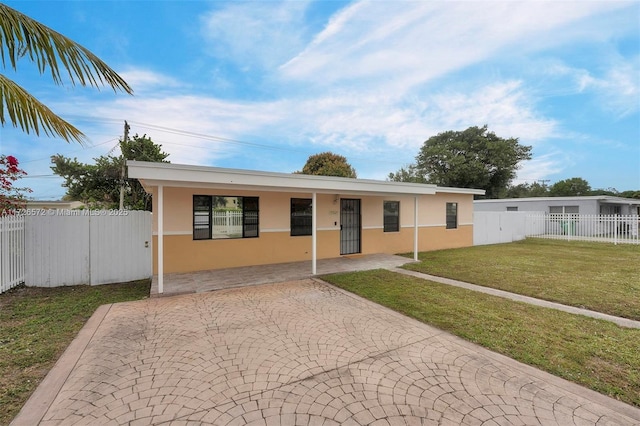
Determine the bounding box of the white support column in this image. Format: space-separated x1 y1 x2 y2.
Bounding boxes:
312 192 317 275
157 185 164 294
413 196 419 261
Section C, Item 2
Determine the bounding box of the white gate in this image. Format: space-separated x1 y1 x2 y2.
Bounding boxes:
25 211 152 287
0 215 25 293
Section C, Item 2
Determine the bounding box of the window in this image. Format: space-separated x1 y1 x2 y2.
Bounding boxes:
446 202 457 229
193 195 259 240
291 198 312 236
600 205 621 215
383 201 400 232
549 206 579 215
506 206 518 212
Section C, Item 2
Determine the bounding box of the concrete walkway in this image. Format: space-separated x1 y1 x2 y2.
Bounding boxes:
12 278 640 425
393 268 640 329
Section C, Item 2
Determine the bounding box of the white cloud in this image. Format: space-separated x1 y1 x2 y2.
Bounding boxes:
117 69 184 92
280 1 627 93
199 1 312 70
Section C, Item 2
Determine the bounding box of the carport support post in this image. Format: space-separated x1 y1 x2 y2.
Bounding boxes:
157 185 164 294
312 192 317 275
413 196 419 261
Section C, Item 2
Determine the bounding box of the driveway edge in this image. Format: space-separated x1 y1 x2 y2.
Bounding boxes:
10 303 113 426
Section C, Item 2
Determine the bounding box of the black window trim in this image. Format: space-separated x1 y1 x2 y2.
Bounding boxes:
193 195 259 240
383 200 400 233
446 202 458 230
290 198 313 237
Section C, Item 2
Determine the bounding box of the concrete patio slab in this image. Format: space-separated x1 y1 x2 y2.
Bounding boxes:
12 279 640 425
151 253 414 296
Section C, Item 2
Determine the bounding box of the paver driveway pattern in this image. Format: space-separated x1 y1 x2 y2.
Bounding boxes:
15 279 640 425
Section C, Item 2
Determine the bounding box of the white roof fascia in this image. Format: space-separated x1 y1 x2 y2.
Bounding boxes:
128 161 482 196
435 186 486 196
474 196 640 204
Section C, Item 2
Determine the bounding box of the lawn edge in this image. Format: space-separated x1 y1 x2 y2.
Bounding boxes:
10 303 113 426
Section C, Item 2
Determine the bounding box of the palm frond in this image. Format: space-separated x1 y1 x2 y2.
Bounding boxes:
0 3 132 94
0 73 87 144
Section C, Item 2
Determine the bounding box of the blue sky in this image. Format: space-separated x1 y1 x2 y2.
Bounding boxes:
1 0 639 200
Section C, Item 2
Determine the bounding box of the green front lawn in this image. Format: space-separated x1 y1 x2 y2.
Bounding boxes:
402 238 640 320
323 269 640 408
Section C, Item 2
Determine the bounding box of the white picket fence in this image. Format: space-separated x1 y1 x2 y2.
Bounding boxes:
526 213 640 245
0 211 152 294
0 215 25 293
474 212 640 246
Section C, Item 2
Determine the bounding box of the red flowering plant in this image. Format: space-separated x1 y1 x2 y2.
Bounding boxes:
0 155 31 215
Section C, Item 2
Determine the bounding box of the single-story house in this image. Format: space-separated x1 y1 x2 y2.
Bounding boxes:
474 196 640 216
128 161 485 293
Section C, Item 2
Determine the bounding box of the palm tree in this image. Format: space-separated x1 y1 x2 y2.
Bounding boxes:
0 3 132 144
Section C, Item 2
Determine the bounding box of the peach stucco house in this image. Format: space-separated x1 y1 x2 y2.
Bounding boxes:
128 161 484 293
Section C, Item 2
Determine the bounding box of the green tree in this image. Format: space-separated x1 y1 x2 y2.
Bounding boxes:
51 135 169 210
619 190 640 199
548 177 591 197
390 126 532 198
387 164 427 183
0 3 132 143
505 182 549 198
297 152 357 178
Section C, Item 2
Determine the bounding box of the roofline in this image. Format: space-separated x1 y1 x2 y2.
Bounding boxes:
474 196 640 204
127 161 485 196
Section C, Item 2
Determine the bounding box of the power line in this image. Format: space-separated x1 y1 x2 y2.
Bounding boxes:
20 138 119 164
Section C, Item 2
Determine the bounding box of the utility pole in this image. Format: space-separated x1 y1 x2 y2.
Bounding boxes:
537 179 550 187
119 121 130 210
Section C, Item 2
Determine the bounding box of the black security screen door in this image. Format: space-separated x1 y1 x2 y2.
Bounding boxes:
340 199 361 255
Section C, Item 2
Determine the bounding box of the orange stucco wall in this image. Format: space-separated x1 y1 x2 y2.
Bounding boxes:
151 187 475 273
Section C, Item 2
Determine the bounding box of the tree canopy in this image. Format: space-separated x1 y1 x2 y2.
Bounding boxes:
0 3 132 143
297 152 357 178
51 135 169 210
548 177 591 197
389 126 531 198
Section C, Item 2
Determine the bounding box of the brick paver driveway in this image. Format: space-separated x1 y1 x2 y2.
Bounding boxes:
16 279 640 425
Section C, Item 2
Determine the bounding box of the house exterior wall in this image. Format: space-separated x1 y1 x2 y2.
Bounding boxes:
475 199 598 215
150 187 474 273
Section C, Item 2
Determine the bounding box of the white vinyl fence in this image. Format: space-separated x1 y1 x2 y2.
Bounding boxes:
473 211 530 246
474 212 640 246
0 215 25 293
0 211 152 293
526 213 639 245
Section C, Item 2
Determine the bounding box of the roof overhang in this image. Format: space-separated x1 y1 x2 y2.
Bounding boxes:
474 196 640 205
127 161 485 197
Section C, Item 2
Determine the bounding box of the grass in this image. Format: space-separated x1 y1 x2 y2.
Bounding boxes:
0 280 150 425
402 238 640 320
323 269 640 407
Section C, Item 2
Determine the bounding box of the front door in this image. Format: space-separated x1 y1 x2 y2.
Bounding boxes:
340 199 361 255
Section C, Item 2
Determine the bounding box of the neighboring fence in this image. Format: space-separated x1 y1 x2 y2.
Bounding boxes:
526 213 639 245
474 212 640 246
0 211 152 293
0 215 25 293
